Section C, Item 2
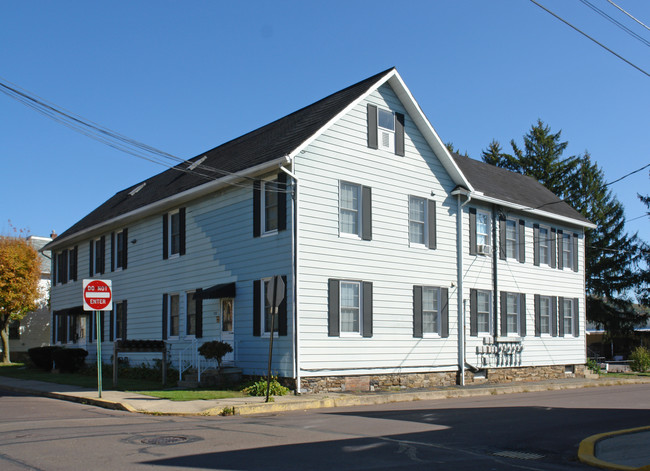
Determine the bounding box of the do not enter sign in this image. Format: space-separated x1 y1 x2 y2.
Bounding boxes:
83 279 113 311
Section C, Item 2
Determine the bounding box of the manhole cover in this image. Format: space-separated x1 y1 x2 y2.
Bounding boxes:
141 436 188 446
492 450 545 460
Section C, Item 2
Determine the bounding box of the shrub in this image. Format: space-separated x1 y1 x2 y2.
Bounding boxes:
53 348 88 373
28 346 64 371
629 346 650 373
242 376 289 396
586 358 601 375
198 341 233 370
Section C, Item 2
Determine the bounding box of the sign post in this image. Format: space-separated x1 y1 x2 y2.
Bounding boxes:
265 275 285 403
83 279 112 398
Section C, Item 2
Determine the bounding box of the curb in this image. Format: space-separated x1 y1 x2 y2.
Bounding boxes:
578 426 650 471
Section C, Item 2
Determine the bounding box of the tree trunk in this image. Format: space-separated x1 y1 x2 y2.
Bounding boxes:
0 326 10 364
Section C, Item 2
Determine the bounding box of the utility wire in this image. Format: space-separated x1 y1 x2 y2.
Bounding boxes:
607 0 650 32
605 163 650 186
578 0 650 48
528 0 650 78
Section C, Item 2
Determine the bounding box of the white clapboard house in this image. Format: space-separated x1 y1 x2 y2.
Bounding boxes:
45 68 595 392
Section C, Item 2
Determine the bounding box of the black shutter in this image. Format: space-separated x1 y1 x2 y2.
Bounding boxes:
328 279 340 337
469 208 477 255
558 296 565 337
413 286 423 338
122 228 128 269
253 280 261 336
61 250 68 284
109 307 114 342
573 233 579 272
499 216 506 260
52 255 57 287
550 228 557 268
551 296 558 337
179 207 186 256
278 275 288 336
441 287 449 338
557 230 564 270
500 291 507 336
278 173 287 232
253 180 261 237
195 289 203 338
367 104 378 149
573 298 579 337
533 224 540 266
162 294 168 340
362 281 373 338
89 240 94 277
395 112 405 156
122 301 128 340
361 186 372 241
534 294 541 337
162 214 169 259
99 236 106 274
71 246 78 281
111 232 115 272
427 200 437 250
519 293 526 336
518 219 525 263
470 289 478 336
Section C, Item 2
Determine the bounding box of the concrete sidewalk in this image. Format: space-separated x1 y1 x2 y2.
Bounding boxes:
1 375 649 469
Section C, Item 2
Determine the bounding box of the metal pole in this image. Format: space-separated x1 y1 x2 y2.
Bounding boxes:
265 280 278 403
95 310 102 398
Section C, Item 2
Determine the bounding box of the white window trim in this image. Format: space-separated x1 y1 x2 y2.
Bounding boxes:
167 293 181 339
167 210 181 259
221 298 234 333
539 295 552 336
340 280 362 338
422 286 441 338
563 299 574 336
339 181 361 239
185 290 196 339
408 195 427 249
505 218 518 260
562 233 573 270
538 225 551 266
506 293 521 336
477 290 492 335
260 277 278 338
476 210 491 253
261 178 279 237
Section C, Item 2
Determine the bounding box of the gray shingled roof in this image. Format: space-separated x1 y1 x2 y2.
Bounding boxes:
52 67 396 243
452 154 591 225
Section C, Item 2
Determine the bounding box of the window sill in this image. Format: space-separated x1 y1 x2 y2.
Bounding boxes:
261 230 278 238
339 332 362 338
339 232 361 240
423 333 441 339
409 242 428 250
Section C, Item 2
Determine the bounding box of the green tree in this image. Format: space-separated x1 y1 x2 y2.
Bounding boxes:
636 177 650 307
482 121 645 340
0 236 41 363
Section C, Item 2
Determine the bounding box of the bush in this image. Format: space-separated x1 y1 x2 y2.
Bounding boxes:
586 358 601 375
53 348 88 373
242 376 289 396
198 341 233 370
629 346 650 373
28 346 64 371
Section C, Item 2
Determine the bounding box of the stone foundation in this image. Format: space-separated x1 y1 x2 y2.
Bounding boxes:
299 364 586 394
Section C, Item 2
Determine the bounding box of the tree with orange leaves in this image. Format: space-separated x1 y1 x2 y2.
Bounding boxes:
0 236 40 363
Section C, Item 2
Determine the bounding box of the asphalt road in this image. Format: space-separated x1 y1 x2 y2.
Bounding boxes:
1 384 649 470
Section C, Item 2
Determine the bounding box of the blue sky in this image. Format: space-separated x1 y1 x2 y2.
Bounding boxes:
1 1 648 243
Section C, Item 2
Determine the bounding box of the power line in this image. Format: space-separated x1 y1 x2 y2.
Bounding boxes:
607 0 650 32
578 0 650 48
528 0 650 78
605 163 650 186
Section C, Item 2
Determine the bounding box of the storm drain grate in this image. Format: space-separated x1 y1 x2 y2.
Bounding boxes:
492 450 545 460
141 436 188 446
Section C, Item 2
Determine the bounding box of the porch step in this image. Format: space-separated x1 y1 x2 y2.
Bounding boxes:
198 367 243 387
177 379 199 388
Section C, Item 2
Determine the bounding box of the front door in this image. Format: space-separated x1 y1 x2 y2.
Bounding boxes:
220 298 235 365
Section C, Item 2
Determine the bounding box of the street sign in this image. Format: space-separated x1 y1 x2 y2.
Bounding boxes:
266 275 285 309
83 279 113 311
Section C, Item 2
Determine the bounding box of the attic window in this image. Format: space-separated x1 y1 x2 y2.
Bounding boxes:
128 183 146 197
188 156 207 171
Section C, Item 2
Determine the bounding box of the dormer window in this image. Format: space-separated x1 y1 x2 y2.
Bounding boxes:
377 109 395 151
367 104 405 156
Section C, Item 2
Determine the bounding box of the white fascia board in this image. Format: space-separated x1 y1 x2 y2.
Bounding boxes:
46 156 287 251
469 193 597 229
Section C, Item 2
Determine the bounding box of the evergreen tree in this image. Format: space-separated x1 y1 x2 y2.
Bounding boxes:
636 178 650 307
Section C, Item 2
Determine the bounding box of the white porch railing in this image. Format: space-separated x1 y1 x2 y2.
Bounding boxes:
178 339 219 383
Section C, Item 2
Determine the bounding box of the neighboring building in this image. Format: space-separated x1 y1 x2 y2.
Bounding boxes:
6 235 52 362
44 68 595 392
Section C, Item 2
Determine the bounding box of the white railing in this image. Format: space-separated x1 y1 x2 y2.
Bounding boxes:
178 339 198 382
197 355 218 383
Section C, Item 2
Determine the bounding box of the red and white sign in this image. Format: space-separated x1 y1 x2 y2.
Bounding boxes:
83 279 113 311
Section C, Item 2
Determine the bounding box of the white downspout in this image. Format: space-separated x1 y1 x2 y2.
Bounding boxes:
456 191 472 386
280 158 300 394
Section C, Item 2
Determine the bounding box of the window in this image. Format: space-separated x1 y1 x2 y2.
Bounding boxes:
186 291 196 337
378 108 395 131
263 179 279 234
562 233 572 269
477 290 491 334
328 279 373 337
409 196 425 245
505 219 517 259
563 298 574 336
169 294 180 337
506 293 520 335
111 300 127 341
339 182 372 240
414 285 449 338
477 212 490 247
539 226 549 265
422 287 440 334
94 239 103 274
500 291 526 337
163 209 185 259
221 298 234 332
367 104 405 156
112 229 128 271
539 296 551 335
89 237 105 276
57 251 68 284
252 277 287 337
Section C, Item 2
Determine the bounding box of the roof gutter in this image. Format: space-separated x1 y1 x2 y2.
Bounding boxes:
45 156 288 251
